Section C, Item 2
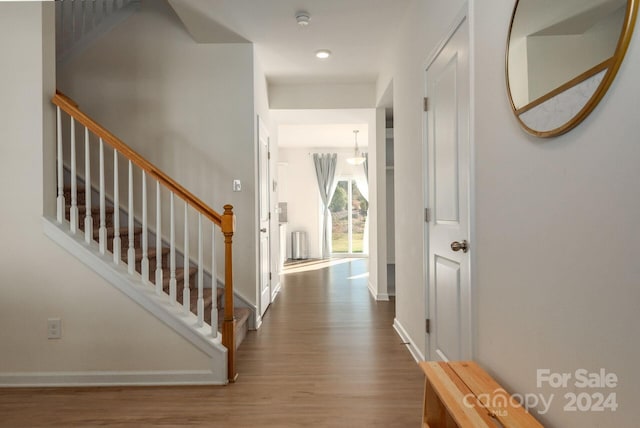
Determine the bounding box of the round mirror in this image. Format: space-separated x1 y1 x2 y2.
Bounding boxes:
506 0 638 137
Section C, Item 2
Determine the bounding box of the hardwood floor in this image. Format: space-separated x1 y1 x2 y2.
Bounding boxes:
0 258 423 427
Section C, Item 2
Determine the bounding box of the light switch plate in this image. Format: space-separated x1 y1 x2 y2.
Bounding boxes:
233 179 242 192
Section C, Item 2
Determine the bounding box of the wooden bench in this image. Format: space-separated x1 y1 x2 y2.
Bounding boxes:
420 361 544 428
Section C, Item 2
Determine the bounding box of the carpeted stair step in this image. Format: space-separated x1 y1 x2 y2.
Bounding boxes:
66 205 115 229
216 287 224 308
218 307 251 350
131 246 170 274
154 267 217 322
64 186 87 206
93 226 143 252
154 267 198 293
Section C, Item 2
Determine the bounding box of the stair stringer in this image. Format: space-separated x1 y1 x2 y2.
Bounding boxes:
42 216 228 385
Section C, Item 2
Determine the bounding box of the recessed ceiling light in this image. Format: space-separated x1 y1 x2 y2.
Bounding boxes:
316 50 331 59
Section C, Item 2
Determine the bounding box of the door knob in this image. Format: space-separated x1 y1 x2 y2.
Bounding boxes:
260 228 267 233
450 240 469 253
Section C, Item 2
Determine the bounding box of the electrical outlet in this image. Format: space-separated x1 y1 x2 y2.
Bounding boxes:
47 318 62 339
233 179 242 192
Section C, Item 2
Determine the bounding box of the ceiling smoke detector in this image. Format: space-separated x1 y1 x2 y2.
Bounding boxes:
296 12 310 26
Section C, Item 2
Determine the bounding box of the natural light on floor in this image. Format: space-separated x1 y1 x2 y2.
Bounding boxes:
282 258 366 275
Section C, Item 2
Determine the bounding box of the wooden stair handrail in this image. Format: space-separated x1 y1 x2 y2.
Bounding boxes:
53 90 238 383
52 91 223 227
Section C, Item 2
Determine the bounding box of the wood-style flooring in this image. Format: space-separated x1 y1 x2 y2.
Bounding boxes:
0 258 423 427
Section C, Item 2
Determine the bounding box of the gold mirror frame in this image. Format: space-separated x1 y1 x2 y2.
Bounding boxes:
506 0 639 138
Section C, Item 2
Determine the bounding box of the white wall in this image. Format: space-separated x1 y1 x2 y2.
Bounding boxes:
475 0 640 426
0 2 212 383
57 0 258 305
383 0 640 425
269 83 376 110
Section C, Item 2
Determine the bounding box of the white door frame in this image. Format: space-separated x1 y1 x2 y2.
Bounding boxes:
258 116 271 317
422 2 475 361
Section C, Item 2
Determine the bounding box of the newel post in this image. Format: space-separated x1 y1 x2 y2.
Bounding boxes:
221 204 237 382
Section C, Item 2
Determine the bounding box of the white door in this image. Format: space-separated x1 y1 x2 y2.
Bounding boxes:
258 117 271 317
425 16 472 361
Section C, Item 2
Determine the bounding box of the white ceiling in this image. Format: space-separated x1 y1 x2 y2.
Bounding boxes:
168 0 411 85
168 0 403 148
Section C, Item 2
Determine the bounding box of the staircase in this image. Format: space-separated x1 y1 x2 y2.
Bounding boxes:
63 186 251 339
48 91 250 383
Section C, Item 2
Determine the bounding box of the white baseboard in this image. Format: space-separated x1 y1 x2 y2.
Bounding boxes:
368 281 390 301
393 318 425 363
271 282 281 301
0 369 226 387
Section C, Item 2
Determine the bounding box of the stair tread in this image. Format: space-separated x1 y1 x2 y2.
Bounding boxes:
165 281 215 312
66 205 114 213
133 246 169 262
93 226 143 238
160 267 198 288
218 307 250 326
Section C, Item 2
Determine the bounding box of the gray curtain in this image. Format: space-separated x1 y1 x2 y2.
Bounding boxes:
313 153 338 258
363 153 368 183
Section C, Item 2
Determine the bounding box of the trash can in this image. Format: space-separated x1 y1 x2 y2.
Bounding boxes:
291 231 308 260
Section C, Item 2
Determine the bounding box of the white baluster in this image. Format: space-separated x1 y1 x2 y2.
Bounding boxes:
183 203 190 315
169 192 177 305
141 171 149 284
98 138 107 254
197 214 204 327
56 107 65 223
127 160 135 274
71 0 76 41
81 0 87 38
155 182 163 294
112 149 121 264
84 127 93 244
89 0 96 32
70 117 79 234
211 226 218 337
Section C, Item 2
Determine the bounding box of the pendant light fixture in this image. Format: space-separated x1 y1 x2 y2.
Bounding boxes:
346 130 366 165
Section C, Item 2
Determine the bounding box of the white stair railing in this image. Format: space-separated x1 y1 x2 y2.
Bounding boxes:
56 0 141 64
52 91 238 382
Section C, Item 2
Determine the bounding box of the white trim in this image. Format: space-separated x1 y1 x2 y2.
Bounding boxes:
467 0 478 361
423 3 469 70
367 281 389 301
271 281 282 301
393 318 425 364
0 369 226 387
42 217 228 363
254 315 263 330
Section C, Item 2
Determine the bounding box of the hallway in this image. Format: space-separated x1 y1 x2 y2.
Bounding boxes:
0 259 423 427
